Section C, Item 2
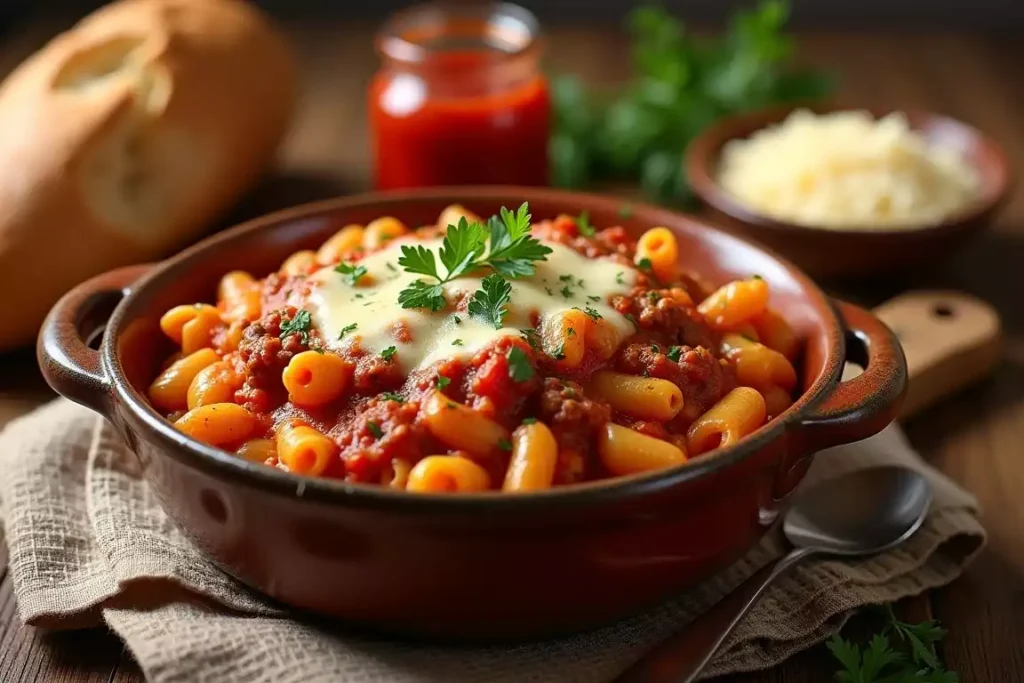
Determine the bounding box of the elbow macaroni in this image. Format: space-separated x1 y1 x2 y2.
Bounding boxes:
147 206 803 492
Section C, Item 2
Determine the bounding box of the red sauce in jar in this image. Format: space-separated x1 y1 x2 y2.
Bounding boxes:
370 3 550 190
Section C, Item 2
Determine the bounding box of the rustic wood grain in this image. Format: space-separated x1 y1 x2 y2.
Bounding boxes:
1 20 1022 683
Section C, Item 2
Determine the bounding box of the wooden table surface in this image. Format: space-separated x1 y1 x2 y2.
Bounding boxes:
2 19 1024 683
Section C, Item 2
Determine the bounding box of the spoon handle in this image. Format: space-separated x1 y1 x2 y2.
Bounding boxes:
615 547 818 683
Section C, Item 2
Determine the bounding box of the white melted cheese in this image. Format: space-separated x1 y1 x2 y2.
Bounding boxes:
307 238 639 374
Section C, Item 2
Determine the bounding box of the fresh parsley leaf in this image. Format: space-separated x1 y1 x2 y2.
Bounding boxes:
380 346 397 361
521 417 538 425
667 346 682 362
452 338 464 346
577 211 596 237
453 315 462 324
279 310 312 343
615 271 626 285
567 327 576 337
468 273 512 329
398 280 446 311
560 285 574 299
506 346 534 382
636 257 653 272
397 244 440 279
520 328 542 350
379 392 404 403
559 274 574 282
577 305 602 321
367 421 384 439
439 217 488 279
436 375 451 390
338 322 358 340
588 295 601 302
334 261 367 286
497 438 513 452
486 203 553 278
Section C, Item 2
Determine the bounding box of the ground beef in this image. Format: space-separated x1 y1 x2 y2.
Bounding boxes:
614 289 719 350
537 377 612 484
335 397 433 483
615 342 736 428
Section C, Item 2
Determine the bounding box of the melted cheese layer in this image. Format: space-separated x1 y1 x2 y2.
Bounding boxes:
307 237 638 373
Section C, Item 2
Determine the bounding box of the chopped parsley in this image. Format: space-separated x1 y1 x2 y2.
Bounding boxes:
577 305 602 321
337 322 358 340
453 315 462 325
567 327 576 337
506 346 535 382
625 313 639 328
560 285 574 299
615 271 626 285
397 203 551 311
279 310 312 344
636 257 653 272
497 438 513 452
367 421 384 439
576 211 596 237
647 291 660 302
334 261 367 286
588 295 601 303
380 346 397 361
651 344 660 353
385 262 397 271
452 339 464 346
559 274 574 283
667 346 683 362
521 417 538 425
468 272 512 329
545 286 554 296
354 293 364 299
436 375 451 390
752 274 764 280
520 328 542 350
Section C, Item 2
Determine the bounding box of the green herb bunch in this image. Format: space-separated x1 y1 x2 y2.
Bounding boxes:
550 0 833 204
827 605 959 682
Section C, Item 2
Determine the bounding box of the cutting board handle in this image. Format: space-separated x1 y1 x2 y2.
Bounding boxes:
871 290 1002 419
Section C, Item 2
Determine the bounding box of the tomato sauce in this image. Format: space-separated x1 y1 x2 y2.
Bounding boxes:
370 5 550 190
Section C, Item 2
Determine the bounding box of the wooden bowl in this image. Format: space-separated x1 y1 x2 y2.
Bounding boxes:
37 187 906 640
685 105 1013 280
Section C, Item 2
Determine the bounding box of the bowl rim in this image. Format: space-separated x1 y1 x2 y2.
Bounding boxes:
685 103 1014 237
102 186 847 514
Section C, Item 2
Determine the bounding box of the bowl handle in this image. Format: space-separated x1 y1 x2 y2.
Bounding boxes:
37 264 152 418
797 300 908 454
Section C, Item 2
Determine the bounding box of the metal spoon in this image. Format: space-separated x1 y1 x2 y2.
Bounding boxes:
617 465 932 683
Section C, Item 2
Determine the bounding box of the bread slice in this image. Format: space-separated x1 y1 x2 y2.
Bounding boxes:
0 0 297 351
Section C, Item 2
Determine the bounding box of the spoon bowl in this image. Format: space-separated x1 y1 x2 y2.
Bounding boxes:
618 464 933 683
784 465 932 556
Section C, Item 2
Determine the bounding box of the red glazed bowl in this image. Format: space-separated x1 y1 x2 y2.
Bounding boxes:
38 187 906 640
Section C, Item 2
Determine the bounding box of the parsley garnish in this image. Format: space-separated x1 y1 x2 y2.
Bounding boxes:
367 421 384 439
520 328 542 350
545 286 554 296
379 392 404 403
752 274 764 280
617 204 633 219
667 346 682 362
338 322 357 340
436 375 451 390
386 262 397 271
615 271 626 285
397 203 551 310
453 315 462 324
577 305 602 321
576 211 596 237
452 339 464 346
506 346 534 382
636 257 653 272
380 346 397 361
468 273 512 329
567 327 576 337
521 417 538 425
279 310 312 344
334 261 367 286
625 313 638 328
588 295 601 302
560 285 574 299
551 342 566 360
651 344 660 353
559 274 574 283
497 438 513 452
827 605 957 683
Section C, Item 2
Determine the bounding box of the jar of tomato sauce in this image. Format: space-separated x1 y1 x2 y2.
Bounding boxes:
370 2 550 190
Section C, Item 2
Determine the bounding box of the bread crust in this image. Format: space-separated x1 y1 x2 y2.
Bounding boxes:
0 0 297 351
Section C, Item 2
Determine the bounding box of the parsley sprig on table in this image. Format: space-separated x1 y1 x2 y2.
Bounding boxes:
827 605 958 682
397 203 552 322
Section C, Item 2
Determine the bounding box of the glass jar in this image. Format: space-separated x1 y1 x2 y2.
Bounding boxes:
370 2 550 190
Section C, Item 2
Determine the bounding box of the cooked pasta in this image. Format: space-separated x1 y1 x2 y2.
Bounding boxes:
145 204 804 492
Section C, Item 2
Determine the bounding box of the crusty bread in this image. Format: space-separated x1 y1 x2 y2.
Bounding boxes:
0 0 297 351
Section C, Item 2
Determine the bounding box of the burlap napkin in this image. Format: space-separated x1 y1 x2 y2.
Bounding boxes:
0 399 984 683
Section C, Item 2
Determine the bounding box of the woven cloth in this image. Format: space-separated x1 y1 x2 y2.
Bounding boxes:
0 399 984 683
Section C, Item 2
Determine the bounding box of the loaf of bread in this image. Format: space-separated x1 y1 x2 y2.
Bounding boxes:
0 0 297 351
